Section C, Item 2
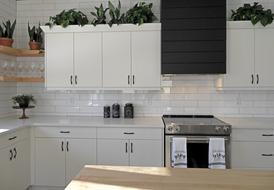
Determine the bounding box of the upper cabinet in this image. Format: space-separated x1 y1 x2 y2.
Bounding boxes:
217 22 274 90
41 24 161 90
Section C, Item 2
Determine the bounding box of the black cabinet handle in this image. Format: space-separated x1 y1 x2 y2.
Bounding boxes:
251 74 254 84
256 74 259 84
66 141 69 152
75 75 78 85
13 148 17 159
70 75 73 85
130 143 133 153
128 75 130 85
123 132 135 135
8 136 17 141
125 142 128 153
262 134 274 137
61 141 64 151
133 75 135 85
261 154 273 157
60 131 70 134
9 149 13 161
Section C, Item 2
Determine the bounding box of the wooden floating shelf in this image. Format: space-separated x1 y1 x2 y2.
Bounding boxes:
0 46 44 57
0 76 44 82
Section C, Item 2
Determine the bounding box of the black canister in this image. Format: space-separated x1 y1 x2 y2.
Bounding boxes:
112 103 120 118
124 103 134 118
104 106 110 118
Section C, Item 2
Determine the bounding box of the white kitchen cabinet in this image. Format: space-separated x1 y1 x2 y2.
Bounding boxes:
35 138 66 186
74 32 102 88
46 33 74 89
132 31 161 88
103 32 131 88
97 128 163 167
217 22 274 90
97 139 129 166
0 147 12 190
34 127 97 187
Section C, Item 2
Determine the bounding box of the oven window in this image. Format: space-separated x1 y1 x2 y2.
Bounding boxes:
187 142 209 168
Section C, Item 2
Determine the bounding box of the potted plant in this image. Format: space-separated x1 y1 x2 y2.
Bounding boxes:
12 94 36 108
231 2 274 26
91 4 109 25
108 1 126 27
28 23 43 50
0 20 16 47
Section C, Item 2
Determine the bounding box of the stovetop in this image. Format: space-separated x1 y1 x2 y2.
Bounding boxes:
162 115 231 136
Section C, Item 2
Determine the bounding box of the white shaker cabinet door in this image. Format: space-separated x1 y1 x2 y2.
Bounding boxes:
97 139 129 166
129 140 163 167
103 32 131 88
65 139 97 185
45 33 74 88
132 31 161 88
0 147 12 190
255 28 274 88
35 138 66 187
74 32 102 88
223 28 254 88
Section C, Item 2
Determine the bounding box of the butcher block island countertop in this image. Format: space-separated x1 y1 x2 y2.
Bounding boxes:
65 165 274 190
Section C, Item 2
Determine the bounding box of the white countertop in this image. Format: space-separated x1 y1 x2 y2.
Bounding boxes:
221 117 274 129
0 115 164 135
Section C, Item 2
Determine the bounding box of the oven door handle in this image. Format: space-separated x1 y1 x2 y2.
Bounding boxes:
170 136 230 143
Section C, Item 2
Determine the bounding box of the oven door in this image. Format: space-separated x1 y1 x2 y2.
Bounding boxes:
165 135 231 168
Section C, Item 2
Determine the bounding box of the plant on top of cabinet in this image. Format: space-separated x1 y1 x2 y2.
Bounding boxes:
108 1 126 27
125 2 157 25
46 9 88 28
28 23 43 50
231 2 274 26
91 4 109 25
0 20 16 47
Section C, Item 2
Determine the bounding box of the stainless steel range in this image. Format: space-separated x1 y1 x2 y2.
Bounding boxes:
163 115 232 168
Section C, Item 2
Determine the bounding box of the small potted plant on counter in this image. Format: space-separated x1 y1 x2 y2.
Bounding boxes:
12 94 36 119
28 23 43 50
0 20 16 47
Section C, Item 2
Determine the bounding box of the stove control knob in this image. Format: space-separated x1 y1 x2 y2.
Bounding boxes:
215 126 221 132
223 126 230 133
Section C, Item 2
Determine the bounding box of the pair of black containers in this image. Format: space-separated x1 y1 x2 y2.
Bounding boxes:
104 103 134 118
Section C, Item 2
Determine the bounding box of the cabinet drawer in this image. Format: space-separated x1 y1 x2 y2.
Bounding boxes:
0 128 30 149
35 127 96 138
231 141 274 169
97 128 162 140
232 129 274 141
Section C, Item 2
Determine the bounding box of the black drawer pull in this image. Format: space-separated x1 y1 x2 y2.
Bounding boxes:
123 132 134 135
8 136 17 141
9 149 13 161
13 148 17 159
60 131 70 134
261 154 273 157
262 134 274 137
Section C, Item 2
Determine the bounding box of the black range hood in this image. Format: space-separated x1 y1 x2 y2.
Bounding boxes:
161 0 226 74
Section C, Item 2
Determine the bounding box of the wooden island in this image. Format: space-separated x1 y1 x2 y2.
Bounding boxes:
65 165 274 190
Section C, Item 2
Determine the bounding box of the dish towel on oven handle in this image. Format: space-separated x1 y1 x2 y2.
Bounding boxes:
209 138 226 169
171 137 187 168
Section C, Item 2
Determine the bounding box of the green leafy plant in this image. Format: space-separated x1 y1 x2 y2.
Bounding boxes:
0 20 16 38
12 94 36 108
108 1 126 27
91 4 109 25
231 2 274 26
47 9 88 28
126 2 157 25
28 23 43 43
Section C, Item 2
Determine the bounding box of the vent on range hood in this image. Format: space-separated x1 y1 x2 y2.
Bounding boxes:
161 0 226 74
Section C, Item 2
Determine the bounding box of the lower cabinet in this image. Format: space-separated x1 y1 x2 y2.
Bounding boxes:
35 137 96 186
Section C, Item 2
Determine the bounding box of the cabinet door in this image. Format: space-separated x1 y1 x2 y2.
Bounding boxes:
97 139 129 166
223 29 254 88
0 147 12 190
129 140 162 167
35 138 66 186
132 31 161 88
74 33 102 88
46 33 74 88
65 139 96 185
255 28 274 88
103 32 131 88
14 139 30 190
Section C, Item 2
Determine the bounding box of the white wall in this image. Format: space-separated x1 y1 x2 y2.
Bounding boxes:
0 0 17 117
9 0 274 117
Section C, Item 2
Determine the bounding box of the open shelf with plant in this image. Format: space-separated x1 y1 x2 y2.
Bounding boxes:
0 76 44 82
0 45 44 57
